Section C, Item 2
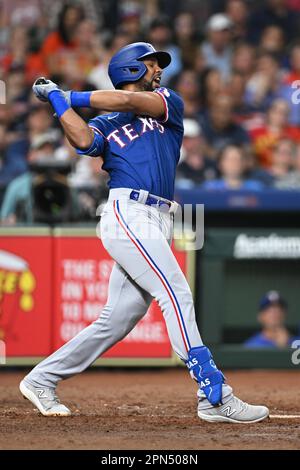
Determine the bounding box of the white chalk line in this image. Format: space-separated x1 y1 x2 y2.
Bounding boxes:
270 414 300 419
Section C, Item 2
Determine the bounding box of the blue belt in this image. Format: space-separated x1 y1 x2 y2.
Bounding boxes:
129 190 172 212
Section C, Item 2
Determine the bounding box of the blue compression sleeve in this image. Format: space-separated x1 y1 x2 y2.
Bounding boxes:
48 90 70 118
75 132 105 157
70 91 92 108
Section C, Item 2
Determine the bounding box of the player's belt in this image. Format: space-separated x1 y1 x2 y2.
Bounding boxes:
129 189 179 214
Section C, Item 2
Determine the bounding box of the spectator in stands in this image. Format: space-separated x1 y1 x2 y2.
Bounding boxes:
117 2 142 44
0 131 62 224
88 32 131 90
244 150 275 187
0 103 57 189
278 43 300 125
202 144 264 190
231 42 256 81
226 71 251 121
39 3 85 77
275 141 300 189
199 67 224 109
244 52 283 112
201 13 233 81
174 12 199 69
0 23 48 85
147 17 182 84
250 99 300 168
176 119 217 188
173 69 201 118
269 138 295 183
247 0 297 44
3 0 300 225
244 291 300 348
200 93 250 159
58 19 102 88
259 25 286 63
0 0 46 29
0 26 29 74
225 0 250 43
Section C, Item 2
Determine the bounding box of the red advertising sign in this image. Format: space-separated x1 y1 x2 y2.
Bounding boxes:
0 230 52 357
0 228 189 364
53 230 187 360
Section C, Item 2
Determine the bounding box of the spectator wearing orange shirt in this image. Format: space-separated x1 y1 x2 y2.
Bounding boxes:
0 25 48 84
249 99 300 168
58 19 103 89
39 3 84 77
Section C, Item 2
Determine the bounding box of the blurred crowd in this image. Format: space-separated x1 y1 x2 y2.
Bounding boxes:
2 0 300 224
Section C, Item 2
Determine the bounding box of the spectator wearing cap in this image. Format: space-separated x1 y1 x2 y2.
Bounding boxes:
244 291 300 348
201 13 234 81
147 17 182 84
176 119 217 188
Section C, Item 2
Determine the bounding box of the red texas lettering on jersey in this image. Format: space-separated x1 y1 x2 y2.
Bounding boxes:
106 117 165 148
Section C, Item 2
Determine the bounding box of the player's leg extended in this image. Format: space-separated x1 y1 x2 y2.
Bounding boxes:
105 200 225 387
104 199 268 422
20 263 152 414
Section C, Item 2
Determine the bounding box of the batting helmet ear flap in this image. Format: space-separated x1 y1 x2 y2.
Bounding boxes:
108 42 171 89
108 60 148 90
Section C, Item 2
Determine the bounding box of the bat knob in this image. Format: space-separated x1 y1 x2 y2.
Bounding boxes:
35 78 48 85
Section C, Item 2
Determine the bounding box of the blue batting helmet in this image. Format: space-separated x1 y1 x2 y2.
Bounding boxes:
108 42 171 89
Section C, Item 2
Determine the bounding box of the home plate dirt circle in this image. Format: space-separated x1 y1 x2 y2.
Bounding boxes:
1 369 300 450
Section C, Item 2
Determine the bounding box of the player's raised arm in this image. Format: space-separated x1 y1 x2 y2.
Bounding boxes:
32 78 105 157
89 89 165 118
65 43 174 119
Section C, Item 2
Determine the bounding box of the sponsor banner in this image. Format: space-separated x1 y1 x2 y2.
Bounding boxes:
234 233 300 259
53 232 187 359
0 233 52 356
0 228 188 361
203 229 300 259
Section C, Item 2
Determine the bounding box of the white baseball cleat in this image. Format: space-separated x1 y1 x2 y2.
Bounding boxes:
19 380 71 417
198 395 269 423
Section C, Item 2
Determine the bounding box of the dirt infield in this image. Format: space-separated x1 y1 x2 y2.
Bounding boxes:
0 369 299 450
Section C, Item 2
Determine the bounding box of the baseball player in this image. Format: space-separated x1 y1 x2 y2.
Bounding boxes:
19 42 269 423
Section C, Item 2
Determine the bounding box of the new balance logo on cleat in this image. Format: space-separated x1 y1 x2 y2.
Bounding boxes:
36 389 47 398
221 405 236 417
198 394 269 423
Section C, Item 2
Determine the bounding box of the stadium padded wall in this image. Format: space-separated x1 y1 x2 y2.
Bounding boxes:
198 228 300 369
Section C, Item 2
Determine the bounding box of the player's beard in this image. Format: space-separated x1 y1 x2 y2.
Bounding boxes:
141 77 156 91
